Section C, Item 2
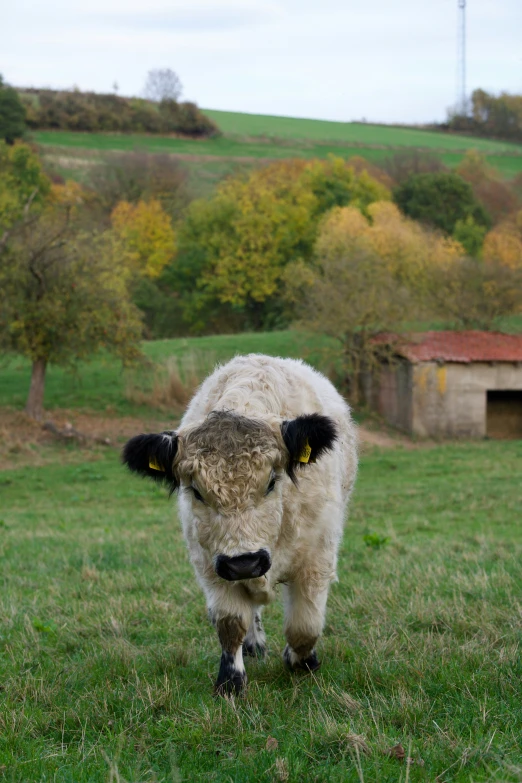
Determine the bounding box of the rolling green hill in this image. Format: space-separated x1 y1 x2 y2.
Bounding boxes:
204 109 522 153
33 108 522 193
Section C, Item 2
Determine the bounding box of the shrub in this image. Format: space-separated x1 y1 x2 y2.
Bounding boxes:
0 76 26 144
393 171 491 236
456 150 520 225
383 150 447 185
452 216 488 256
18 88 220 138
87 151 190 220
483 210 522 269
425 257 522 329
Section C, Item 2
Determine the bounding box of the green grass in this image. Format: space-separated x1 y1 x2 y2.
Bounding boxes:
5 322 522 418
204 110 522 154
1 438 521 781
33 115 522 187
0 331 338 415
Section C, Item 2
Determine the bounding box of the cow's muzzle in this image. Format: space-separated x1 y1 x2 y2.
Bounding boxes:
215 549 271 581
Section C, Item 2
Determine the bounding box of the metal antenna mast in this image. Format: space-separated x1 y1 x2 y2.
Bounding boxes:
457 0 467 114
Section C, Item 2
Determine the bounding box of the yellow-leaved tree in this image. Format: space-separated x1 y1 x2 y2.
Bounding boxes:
283 202 468 400
0 179 143 419
175 157 390 332
312 201 462 292
111 199 176 279
483 209 522 270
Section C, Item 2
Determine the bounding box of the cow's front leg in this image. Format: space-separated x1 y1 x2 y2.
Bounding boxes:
283 579 329 673
214 610 251 696
243 608 266 658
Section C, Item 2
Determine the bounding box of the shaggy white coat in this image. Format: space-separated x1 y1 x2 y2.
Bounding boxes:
176 354 358 675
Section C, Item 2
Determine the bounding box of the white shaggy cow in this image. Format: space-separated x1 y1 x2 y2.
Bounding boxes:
123 354 357 695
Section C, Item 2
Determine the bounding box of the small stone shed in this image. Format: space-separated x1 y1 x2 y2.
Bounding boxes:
363 331 522 438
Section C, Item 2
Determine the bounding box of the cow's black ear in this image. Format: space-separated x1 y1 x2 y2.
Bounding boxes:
122 431 179 491
281 414 337 483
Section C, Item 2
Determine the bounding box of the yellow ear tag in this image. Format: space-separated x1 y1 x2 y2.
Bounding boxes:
149 456 165 472
298 440 312 464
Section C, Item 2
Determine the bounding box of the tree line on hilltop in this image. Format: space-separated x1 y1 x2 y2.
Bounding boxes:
447 89 522 144
0 70 219 138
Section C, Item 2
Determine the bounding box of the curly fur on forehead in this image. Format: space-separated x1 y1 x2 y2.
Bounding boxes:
177 411 283 511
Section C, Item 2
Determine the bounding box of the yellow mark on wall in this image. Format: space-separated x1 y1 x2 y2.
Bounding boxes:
436 365 447 396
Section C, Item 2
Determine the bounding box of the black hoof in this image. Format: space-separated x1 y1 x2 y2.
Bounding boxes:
215 651 247 696
283 645 321 673
214 671 246 696
243 640 266 658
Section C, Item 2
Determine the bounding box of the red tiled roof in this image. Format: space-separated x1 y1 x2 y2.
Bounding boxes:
373 331 522 363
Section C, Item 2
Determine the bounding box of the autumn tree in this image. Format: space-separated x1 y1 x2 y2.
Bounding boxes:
284 240 409 404
449 89 522 143
111 198 176 279
483 209 522 269
456 150 520 225
283 201 472 398
424 257 522 330
0 141 50 241
174 158 390 332
0 184 143 419
311 201 462 293
303 156 390 216
87 151 190 221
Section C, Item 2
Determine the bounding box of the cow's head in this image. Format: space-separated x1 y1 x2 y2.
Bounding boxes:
122 411 336 581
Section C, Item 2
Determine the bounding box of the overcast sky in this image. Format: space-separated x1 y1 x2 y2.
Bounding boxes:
3 0 521 124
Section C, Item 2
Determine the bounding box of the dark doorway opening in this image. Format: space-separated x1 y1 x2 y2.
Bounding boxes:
487 390 522 439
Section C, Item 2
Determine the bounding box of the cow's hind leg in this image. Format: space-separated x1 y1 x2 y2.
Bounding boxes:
243 608 266 658
283 580 329 673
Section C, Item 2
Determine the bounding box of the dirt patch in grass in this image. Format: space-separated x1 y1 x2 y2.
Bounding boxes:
357 424 418 451
0 406 419 472
0 408 179 471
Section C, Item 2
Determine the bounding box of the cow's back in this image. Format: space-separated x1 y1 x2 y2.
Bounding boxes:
181 354 357 503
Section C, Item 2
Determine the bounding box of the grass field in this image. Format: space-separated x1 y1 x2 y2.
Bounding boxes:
204 110 522 154
1 434 522 781
5 321 522 420
33 108 522 190
0 331 339 416
1 332 522 780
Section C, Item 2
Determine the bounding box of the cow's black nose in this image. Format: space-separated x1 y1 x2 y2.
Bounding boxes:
215 549 271 581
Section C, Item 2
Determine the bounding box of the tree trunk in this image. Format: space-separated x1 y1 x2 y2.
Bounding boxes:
25 358 47 421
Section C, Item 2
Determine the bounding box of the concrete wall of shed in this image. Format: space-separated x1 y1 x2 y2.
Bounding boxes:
361 360 413 433
363 360 522 438
412 361 522 438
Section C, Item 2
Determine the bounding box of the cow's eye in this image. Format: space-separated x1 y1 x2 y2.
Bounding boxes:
266 475 278 495
191 486 205 503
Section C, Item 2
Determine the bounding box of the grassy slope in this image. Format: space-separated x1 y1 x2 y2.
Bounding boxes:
0 331 338 415
1 440 521 782
2 333 522 780
33 108 522 184
5 321 522 417
204 110 522 153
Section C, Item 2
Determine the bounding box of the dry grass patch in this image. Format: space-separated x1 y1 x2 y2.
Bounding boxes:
124 351 217 411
